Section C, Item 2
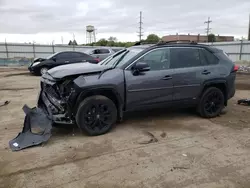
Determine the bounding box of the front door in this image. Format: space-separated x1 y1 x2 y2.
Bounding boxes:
125 47 174 110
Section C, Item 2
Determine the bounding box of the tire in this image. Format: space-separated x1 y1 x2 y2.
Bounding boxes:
76 95 117 136
40 67 48 75
197 87 225 118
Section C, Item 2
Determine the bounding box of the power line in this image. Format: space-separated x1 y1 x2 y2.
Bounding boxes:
204 17 212 36
138 11 143 41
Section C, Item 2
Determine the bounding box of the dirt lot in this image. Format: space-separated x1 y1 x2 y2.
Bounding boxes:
0 68 250 188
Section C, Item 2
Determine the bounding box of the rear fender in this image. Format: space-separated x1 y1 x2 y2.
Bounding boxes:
200 79 228 105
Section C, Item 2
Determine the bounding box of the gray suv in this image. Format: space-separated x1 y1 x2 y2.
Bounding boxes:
11 41 238 150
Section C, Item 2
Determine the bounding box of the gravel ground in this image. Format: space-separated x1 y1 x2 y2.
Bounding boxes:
0 68 250 188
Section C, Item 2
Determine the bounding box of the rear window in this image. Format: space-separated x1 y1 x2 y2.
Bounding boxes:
215 51 233 62
99 49 110 54
200 49 219 65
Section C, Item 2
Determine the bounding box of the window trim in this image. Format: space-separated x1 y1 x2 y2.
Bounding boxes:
125 47 204 70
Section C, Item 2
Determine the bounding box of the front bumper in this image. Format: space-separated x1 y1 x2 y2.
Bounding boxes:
9 105 52 151
28 66 36 74
9 75 73 151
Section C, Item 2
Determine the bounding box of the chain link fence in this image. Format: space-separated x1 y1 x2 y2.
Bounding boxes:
0 41 250 66
0 43 123 66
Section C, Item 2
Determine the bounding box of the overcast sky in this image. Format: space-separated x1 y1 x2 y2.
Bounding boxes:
0 0 249 44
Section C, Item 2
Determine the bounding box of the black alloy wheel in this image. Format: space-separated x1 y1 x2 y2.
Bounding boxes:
76 95 117 136
198 87 225 118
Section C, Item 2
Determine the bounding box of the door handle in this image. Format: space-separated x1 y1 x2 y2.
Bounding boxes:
202 70 211 75
65 61 69 63
161 75 172 80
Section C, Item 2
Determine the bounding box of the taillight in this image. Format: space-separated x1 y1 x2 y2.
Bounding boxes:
94 58 100 62
233 65 239 72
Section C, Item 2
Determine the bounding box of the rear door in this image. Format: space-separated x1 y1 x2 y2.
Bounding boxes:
199 48 221 79
169 47 205 101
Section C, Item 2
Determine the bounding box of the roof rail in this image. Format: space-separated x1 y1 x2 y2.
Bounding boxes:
156 40 197 45
133 40 197 47
133 41 158 46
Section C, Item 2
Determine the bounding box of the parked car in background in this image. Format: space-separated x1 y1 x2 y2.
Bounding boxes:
28 51 100 75
112 48 125 52
86 48 116 61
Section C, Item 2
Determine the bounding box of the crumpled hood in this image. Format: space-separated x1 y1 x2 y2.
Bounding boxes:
48 63 110 79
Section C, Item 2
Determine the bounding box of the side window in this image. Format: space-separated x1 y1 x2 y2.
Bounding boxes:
92 49 100 54
99 49 110 54
170 48 201 68
56 52 71 60
71 52 82 58
200 49 219 65
136 48 170 71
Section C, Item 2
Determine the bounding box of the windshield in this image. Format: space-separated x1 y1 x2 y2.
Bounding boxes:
99 48 143 67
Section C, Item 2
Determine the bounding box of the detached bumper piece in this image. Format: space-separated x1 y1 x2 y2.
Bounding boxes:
238 99 250 106
9 105 52 151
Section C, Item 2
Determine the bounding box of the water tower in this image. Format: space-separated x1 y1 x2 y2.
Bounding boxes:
86 25 96 44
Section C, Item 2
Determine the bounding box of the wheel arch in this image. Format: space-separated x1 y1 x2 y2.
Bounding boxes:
74 87 124 121
200 79 228 106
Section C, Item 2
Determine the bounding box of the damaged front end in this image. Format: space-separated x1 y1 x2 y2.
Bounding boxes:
9 73 78 151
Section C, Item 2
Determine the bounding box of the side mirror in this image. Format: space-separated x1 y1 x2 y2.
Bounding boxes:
133 62 150 73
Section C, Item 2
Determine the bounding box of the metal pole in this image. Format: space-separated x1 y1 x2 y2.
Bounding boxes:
4 38 9 59
204 17 212 42
32 42 35 58
73 33 75 51
138 11 143 42
52 40 55 53
248 14 250 41
239 39 243 61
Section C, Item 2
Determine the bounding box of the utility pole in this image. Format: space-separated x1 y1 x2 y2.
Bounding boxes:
204 17 212 40
138 11 143 42
248 14 250 40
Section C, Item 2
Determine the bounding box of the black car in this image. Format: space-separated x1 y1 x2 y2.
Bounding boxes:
28 51 100 75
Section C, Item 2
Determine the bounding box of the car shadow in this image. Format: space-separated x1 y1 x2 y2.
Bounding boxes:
123 107 197 122
51 107 200 137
